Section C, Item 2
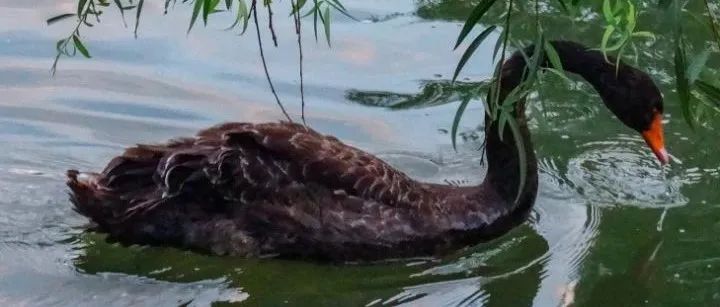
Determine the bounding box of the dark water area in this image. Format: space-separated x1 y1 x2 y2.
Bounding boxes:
0 1 719 306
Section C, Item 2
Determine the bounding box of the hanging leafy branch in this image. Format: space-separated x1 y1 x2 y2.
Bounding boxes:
447 0 720 201
599 0 654 69
665 0 720 127
451 0 720 136
47 0 352 123
47 0 720 139
290 0 306 124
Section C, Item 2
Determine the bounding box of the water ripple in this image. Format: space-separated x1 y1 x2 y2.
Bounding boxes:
566 137 689 208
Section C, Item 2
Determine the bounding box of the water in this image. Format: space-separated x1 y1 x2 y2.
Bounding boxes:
1 1 719 306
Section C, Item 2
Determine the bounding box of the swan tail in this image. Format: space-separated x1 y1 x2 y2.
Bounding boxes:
66 169 117 229
66 144 168 230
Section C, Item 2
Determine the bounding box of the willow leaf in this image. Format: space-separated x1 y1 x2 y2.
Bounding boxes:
114 0 128 25
602 0 614 24
505 114 527 204
498 108 509 141
614 40 628 75
544 67 574 84
291 0 308 15
674 42 693 128
47 14 76 25
188 0 204 34
323 6 331 46
451 95 473 151
328 0 346 10
78 0 88 17
454 0 498 49
492 29 506 62
631 31 655 39
626 1 636 32
543 41 565 78
326 0 356 21
55 39 67 55
302 0 320 17
226 0 249 32
202 0 213 25
134 0 144 38
489 63 503 119
600 25 615 61
452 25 496 82
72 35 91 58
523 34 545 86
312 0 319 41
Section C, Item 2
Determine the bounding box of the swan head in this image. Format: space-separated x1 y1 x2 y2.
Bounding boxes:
594 63 668 165
505 41 669 165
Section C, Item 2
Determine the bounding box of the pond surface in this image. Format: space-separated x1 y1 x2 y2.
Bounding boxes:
1 0 719 306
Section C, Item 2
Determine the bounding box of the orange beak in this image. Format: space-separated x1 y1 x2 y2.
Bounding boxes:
641 112 669 165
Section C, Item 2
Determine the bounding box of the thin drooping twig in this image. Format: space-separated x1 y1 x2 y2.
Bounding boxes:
252 1 293 122
291 0 307 126
266 1 279 47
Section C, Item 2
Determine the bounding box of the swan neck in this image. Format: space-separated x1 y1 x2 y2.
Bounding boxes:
482 41 614 204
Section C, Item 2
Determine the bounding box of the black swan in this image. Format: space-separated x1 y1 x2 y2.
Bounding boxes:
67 41 668 261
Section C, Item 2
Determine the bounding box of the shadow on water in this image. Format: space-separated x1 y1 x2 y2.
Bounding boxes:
71 224 549 306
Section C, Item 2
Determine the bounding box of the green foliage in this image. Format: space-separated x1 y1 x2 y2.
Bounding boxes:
48 0 720 129
451 94 474 151
454 0 499 49
48 0 353 123
451 0 720 133
47 0 720 174
663 0 720 127
674 37 692 128
598 0 655 72
453 25 497 82
542 41 564 76
47 0 349 57
446 0 720 201
49 0 720 128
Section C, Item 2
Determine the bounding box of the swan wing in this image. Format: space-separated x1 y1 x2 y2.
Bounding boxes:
97 122 419 214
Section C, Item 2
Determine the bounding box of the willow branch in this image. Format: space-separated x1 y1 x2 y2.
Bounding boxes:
291 0 306 125
266 1 278 47
51 13 88 76
252 1 293 122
